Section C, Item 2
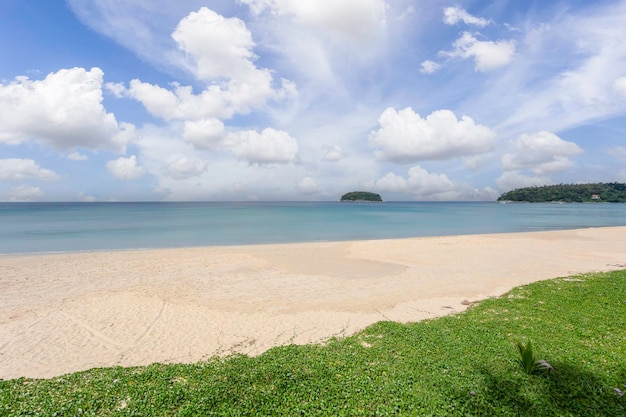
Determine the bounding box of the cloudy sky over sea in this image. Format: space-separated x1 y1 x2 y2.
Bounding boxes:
1 0 626 201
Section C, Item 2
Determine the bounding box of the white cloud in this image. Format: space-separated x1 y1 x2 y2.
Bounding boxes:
322 144 343 161
105 81 126 98
481 3 626 135
123 76 282 122
443 6 490 27
236 0 388 98
170 7 291 113
297 176 320 194
374 172 408 193
128 123 314 200
374 166 497 201
125 81 182 120
0 67 129 151
240 0 387 45
0 159 59 181
183 118 225 149
68 152 88 161
117 8 293 123
124 80 229 121
420 60 441 74
614 77 626 97
166 157 208 180
106 155 146 179
226 128 299 165
497 171 550 191
7 185 44 202
369 107 496 163
502 131 583 175
441 32 516 72
395 166 454 196
44 1 626 202
172 7 259 81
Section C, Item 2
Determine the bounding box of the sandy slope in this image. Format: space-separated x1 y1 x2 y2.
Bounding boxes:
1 227 625 379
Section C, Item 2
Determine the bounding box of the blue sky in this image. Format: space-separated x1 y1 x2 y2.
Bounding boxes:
1 0 626 201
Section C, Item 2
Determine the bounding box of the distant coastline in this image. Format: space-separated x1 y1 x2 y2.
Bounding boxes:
498 182 626 203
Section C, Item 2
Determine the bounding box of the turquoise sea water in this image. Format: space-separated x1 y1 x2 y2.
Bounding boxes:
1 202 625 254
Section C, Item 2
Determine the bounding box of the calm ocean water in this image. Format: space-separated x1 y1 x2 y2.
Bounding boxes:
1 201 625 254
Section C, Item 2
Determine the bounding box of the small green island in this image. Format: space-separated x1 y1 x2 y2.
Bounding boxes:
340 191 383 202
498 182 626 203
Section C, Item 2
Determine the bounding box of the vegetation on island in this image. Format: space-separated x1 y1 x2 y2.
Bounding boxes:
340 191 383 202
498 182 626 203
2 270 626 416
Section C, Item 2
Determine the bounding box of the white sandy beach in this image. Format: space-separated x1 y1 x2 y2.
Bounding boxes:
1 226 625 380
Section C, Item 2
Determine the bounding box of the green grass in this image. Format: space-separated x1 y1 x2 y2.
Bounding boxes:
2 270 625 416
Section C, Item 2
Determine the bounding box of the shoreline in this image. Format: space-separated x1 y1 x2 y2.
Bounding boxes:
1 223 622 257
1 226 625 380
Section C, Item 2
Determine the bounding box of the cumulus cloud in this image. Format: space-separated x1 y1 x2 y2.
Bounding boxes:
369 107 496 163
240 0 387 45
226 128 299 165
502 131 583 175
297 176 320 194
322 144 343 161
420 60 441 74
172 7 260 82
183 118 225 149
166 157 208 180
0 67 130 151
443 6 490 27
614 77 626 97
124 75 283 121
374 172 409 193
441 32 516 72
106 155 146 179
123 80 228 121
373 166 497 200
496 171 550 191
0 159 59 181
376 166 455 196
105 81 126 98
7 185 44 202
115 8 293 123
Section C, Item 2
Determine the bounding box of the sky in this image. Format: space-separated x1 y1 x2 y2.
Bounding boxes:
1 0 626 202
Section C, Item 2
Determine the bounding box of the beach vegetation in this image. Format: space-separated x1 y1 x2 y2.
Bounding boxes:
515 340 555 375
340 191 383 202
1 270 625 416
498 182 626 202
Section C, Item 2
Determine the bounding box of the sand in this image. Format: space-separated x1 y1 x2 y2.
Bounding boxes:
1 226 625 380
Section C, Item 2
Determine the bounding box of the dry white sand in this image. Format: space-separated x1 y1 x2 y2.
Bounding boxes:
1 227 625 380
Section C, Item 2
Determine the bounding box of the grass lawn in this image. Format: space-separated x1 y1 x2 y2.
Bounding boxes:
2 270 625 416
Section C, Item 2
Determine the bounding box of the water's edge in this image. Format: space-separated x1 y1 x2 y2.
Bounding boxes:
2 202 625 254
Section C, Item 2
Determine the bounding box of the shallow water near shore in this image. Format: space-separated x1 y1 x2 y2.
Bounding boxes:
1 201 625 254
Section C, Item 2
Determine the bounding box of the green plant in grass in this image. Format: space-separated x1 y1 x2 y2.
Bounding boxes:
515 339 555 375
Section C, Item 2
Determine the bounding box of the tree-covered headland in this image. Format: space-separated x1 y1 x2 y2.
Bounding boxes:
340 191 383 202
498 182 626 203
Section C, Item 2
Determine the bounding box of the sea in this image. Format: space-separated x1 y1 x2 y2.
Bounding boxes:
1 201 625 254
